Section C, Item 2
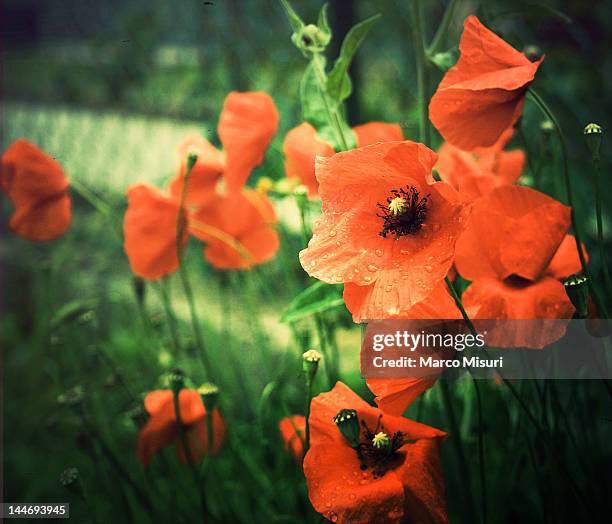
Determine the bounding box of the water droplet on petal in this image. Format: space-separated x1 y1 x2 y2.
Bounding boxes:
363 275 372 283
375 249 383 257
329 230 337 237
367 264 378 272
424 265 433 273
310 260 316 267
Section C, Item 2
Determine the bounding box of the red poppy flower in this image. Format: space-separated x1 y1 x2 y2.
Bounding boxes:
429 16 544 150
305 382 448 524
190 188 279 270
278 415 306 461
169 134 224 209
435 127 525 200
169 91 279 201
283 122 403 197
1 139 72 241
357 281 467 416
299 141 470 314
455 185 582 346
137 389 226 467
123 184 188 280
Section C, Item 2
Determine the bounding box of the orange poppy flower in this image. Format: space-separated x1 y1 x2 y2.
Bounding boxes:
299 141 470 314
357 281 465 416
283 122 403 197
169 91 279 201
137 389 226 467
1 139 71 241
190 188 279 270
429 16 543 150
435 127 525 200
278 415 306 461
123 184 188 280
305 382 448 524
455 186 582 345
169 134 224 209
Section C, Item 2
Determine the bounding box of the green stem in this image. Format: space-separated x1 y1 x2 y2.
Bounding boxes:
427 0 460 56
172 389 207 520
314 314 334 386
304 375 313 451
527 89 609 318
176 155 214 379
439 380 477 523
472 377 487 524
411 0 431 147
311 53 350 151
157 279 182 356
593 156 612 296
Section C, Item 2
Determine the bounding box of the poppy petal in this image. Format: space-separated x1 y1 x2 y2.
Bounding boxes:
176 408 226 463
545 235 586 280
353 122 404 147
123 184 187 280
1 139 72 241
218 91 279 193
283 123 334 197
429 16 543 150
169 134 223 209
366 378 439 416
279 415 306 461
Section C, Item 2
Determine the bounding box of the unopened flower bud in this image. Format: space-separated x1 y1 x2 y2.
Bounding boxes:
60 467 84 500
523 45 542 62
198 382 220 411
333 408 360 448
540 120 555 135
302 349 322 380
564 273 589 319
292 23 331 54
169 368 185 394
584 123 602 160
57 386 85 408
186 152 199 173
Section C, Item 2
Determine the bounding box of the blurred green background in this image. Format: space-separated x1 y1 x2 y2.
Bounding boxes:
2 1 612 523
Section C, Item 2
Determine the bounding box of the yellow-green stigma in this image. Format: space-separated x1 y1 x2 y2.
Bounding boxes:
388 197 407 216
372 431 391 450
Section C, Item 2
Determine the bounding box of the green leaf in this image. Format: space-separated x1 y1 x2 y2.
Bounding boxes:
281 281 345 324
50 299 99 329
327 14 381 103
317 3 331 39
279 0 305 34
300 60 356 151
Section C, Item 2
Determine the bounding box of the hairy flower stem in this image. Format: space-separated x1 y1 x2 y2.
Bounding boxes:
440 380 477 523
158 278 182 356
527 89 609 318
593 156 612 297
172 389 207 522
176 155 214 380
411 0 432 147
311 53 350 151
427 0 460 56
304 374 313 450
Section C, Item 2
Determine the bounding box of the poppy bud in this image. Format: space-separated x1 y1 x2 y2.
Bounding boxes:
523 45 543 62
132 276 146 306
169 368 185 394
57 386 85 409
186 152 199 173
198 382 220 411
292 23 331 54
540 120 555 135
564 273 589 319
333 408 360 448
60 467 84 499
583 123 602 160
302 349 322 381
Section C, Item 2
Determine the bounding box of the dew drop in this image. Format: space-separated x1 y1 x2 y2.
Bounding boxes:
329 230 337 237
385 285 393 292
367 264 378 272
375 249 383 257
310 260 316 267
424 265 433 273
363 275 372 283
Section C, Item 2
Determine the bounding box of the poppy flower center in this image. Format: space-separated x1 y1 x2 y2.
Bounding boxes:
334 410 406 478
377 186 430 239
